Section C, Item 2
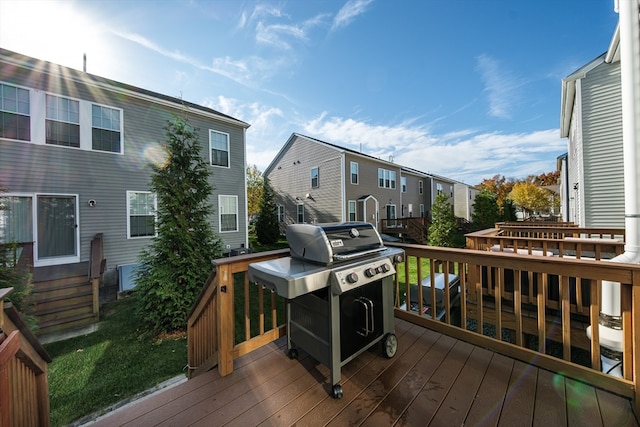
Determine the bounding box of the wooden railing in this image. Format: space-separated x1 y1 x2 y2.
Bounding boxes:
390 242 640 414
497 224 625 240
187 249 289 378
187 242 640 416
381 217 429 243
0 288 51 426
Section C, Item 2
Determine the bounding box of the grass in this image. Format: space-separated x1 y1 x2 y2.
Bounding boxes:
44 295 187 427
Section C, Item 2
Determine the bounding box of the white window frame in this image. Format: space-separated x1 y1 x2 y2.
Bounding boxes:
350 161 359 185
127 191 157 239
420 204 425 217
378 168 396 189
0 82 31 142
278 205 285 223
348 200 357 222
36 193 80 266
91 103 124 154
45 93 81 148
297 203 305 223
401 177 407 193
419 180 424 195
219 195 238 233
209 129 230 168
311 167 319 188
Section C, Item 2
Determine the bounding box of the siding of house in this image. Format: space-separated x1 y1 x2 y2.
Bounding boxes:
267 135 343 225
567 90 584 225
0 49 248 272
581 61 623 228
399 171 429 218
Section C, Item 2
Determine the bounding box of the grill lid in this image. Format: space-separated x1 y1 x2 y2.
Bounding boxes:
286 222 384 265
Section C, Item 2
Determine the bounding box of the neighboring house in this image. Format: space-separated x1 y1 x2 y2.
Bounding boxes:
454 182 479 222
264 133 472 237
0 48 250 334
560 30 623 228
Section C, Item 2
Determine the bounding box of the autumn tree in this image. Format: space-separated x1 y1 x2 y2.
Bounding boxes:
508 182 553 218
246 164 263 220
476 174 515 214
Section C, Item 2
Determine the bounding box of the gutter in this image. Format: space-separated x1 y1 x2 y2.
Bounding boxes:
587 0 640 376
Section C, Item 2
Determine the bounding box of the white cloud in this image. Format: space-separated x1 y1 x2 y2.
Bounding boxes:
476 54 523 120
302 113 564 184
331 0 374 31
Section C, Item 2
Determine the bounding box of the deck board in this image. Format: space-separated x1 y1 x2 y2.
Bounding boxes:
88 318 639 427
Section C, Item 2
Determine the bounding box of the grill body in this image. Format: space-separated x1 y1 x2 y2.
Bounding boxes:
248 222 404 398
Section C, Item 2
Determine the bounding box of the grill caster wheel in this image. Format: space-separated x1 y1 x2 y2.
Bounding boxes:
382 333 398 358
288 349 299 360
332 384 343 399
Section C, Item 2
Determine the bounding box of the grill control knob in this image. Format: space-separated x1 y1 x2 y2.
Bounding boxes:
364 267 376 278
380 263 390 273
346 272 359 283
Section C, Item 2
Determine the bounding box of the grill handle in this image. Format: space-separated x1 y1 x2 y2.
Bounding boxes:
355 297 375 337
333 247 386 262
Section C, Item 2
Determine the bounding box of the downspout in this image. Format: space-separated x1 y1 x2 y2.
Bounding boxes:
588 0 640 376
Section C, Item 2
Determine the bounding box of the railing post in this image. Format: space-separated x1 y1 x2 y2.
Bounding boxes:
217 263 235 376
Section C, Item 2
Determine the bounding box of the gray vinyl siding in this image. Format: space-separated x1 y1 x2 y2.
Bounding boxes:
267 135 343 225
0 53 247 270
581 61 623 228
399 172 429 218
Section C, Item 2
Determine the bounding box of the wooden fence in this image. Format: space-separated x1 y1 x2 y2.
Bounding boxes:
0 288 51 426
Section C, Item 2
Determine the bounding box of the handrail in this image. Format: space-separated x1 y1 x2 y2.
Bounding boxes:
187 249 289 379
387 242 640 414
0 288 51 426
186 241 640 416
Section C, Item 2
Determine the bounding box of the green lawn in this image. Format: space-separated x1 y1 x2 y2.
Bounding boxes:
44 296 187 427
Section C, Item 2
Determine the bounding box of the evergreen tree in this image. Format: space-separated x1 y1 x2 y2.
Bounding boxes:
255 178 281 245
471 190 500 231
135 116 223 334
428 193 457 247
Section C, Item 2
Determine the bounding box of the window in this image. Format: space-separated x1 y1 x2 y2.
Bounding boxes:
46 94 80 147
127 191 157 238
378 168 396 189
0 196 32 244
92 104 122 153
278 205 285 223
420 204 425 217
437 183 443 195
311 167 319 188
348 200 357 222
297 204 305 223
219 195 238 232
401 177 407 193
350 162 359 184
0 83 30 141
210 130 229 167
419 180 424 195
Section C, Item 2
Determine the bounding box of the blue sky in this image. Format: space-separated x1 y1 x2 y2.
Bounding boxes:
0 0 620 184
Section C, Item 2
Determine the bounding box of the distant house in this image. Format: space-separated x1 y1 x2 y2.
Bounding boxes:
0 48 250 335
560 29 623 227
263 133 471 241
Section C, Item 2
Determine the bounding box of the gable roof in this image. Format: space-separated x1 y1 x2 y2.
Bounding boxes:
0 47 250 128
265 132 463 186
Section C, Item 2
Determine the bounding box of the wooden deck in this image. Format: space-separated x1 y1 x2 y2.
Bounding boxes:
89 318 638 427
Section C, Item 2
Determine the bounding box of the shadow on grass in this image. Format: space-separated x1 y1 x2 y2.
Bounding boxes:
44 295 187 427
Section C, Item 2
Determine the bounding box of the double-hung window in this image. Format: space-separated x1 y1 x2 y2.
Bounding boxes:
419 180 424 195
278 205 285 223
297 204 305 223
350 162 359 184
0 83 30 141
46 94 80 147
401 177 407 193
311 167 319 188
378 168 396 189
210 130 229 167
127 191 157 238
348 200 357 221
92 104 122 153
219 195 238 232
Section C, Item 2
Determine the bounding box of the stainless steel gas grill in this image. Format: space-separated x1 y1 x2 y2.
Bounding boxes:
248 222 404 399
